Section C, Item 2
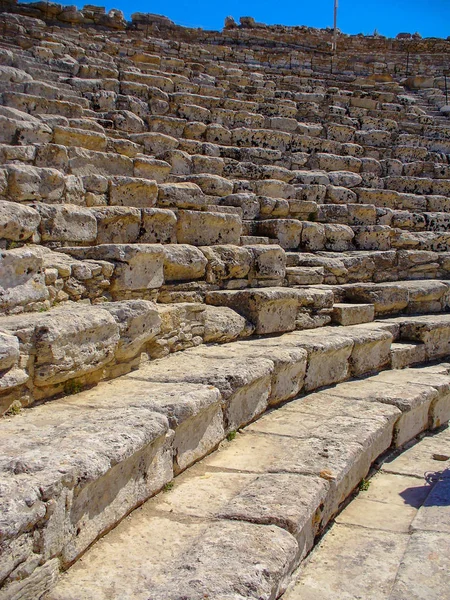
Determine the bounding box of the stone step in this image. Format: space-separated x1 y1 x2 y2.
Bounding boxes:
282 426 450 600
334 279 450 317
390 341 427 369
38 361 450 600
286 266 325 285
205 287 308 334
240 235 271 245
0 319 406 598
331 302 375 326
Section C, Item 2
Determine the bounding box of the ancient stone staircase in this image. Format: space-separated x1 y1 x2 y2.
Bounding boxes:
1 4 450 599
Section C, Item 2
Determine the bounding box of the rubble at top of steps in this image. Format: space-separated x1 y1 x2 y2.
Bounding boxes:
0 3 450 599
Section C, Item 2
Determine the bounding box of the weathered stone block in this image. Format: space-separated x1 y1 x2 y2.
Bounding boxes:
206 288 300 335
101 300 161 361
163 244 207 281
92 207 141 244
0 200 40 242
140 208 177 244
176 210 241 246
109 176 158 208
36 204 97 244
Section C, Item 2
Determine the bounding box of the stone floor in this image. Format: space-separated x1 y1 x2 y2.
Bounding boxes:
283 426 450 600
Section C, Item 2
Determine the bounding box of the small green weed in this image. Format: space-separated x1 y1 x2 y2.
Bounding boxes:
226 430 237 442
63 380 82 396
163 481 174 493
5 404 21 416
359 478 371 492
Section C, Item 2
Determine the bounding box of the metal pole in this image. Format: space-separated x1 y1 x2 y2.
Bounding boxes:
332 0 338 54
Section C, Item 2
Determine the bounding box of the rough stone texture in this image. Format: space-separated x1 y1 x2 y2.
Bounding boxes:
1 7 450 599
206 288 301 334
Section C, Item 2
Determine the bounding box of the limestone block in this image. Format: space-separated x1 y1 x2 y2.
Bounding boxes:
92 207 141 244
324 224 354 251
0 65 32 83
186 174 234 196
426 195 450 212
286 266 324 285
53 126 107 152
346 327 393 377
0 247 48 313
184 121 208 139
206 288 300 335
0 331 20 370
357 188 400 209
313 153 361 173
317 204 349 224
356 129 391 147
0 384 172 587
63 174 85 206
161 149 192 175
0 115 52 146
257 219 303 250
397 315 450 360
270 116 298 132
130 132 179 154
203 305 253 343
343 283 409 315
232 127 291 151
201 245 252 283
64 244 164 294
133 157 170 182
347 204 377 226
158 182 206 209
294 170 330 186
101 300 161 361
326 185 357 204
0 200 40 241
107 109 146 133
390 342 427 370
109 176 158 208
140 520 297 600
35 144 69 171
301 222 326 251
247 244 286 281
328 171 362 188
132 346 274 431
163 245 207 281
36 204 97 244
68 148 134 178
147 116 186 139
254 179 296 199
287 329 354 391
259 196 290 217
220 192 260 219
176 210 241 246
7 164 65 202
329 374 437 447
332 303 375 326
178 103 211 122
140 208 177 244
353 225 392 251
326 123 356 143
206 123 232 144
0 305 119 387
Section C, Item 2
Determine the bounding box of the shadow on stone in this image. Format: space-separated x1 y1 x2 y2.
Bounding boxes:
400 467 450 508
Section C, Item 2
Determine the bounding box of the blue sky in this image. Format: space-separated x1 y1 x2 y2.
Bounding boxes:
51 1 450 38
